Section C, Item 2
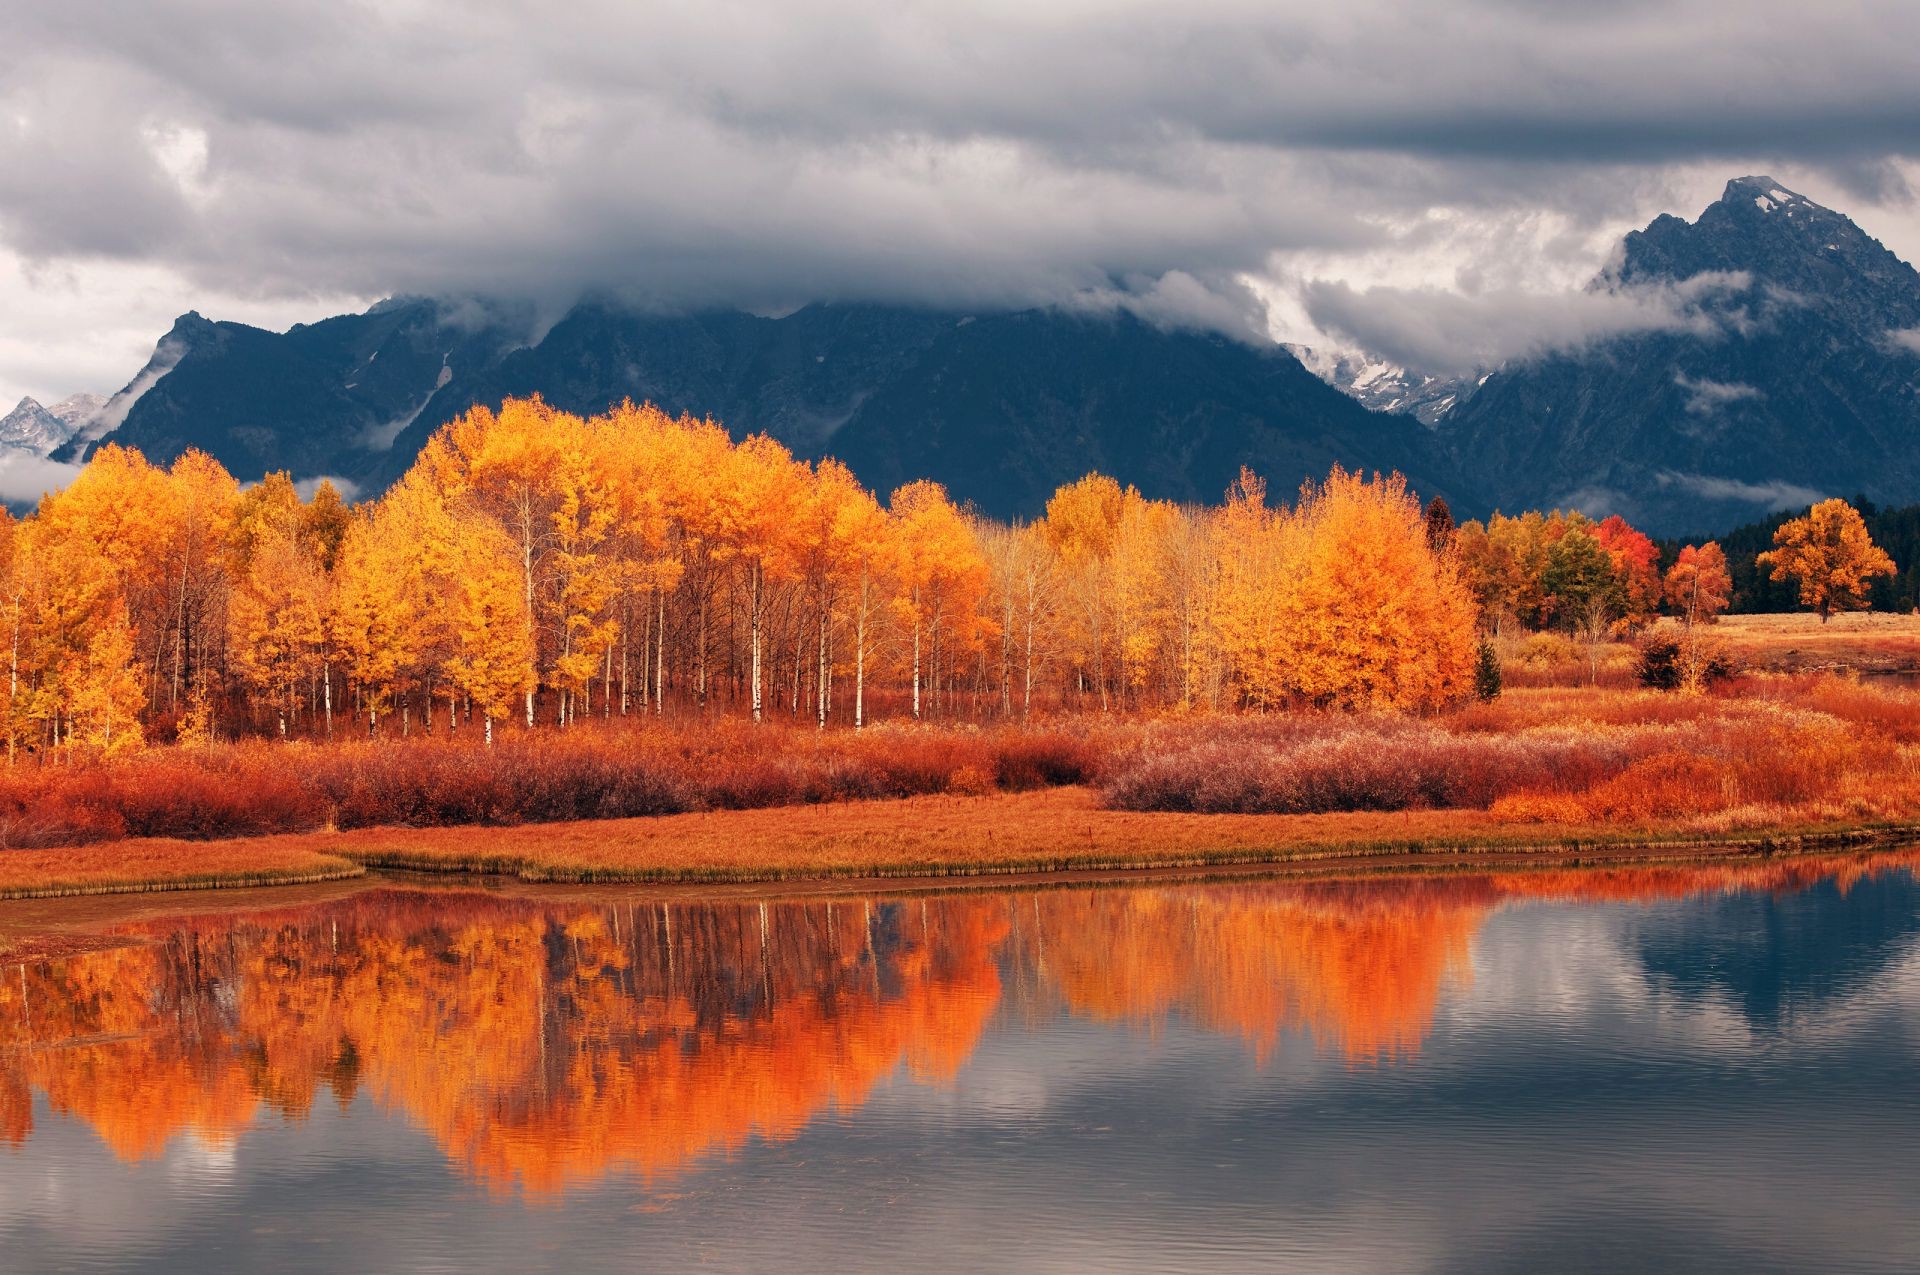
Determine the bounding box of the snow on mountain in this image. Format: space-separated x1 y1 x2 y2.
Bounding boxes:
0 397 75 453
1283 344 1481 426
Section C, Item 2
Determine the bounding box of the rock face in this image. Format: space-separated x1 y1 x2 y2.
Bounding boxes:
1438 177 1920 533
70 298 1458 517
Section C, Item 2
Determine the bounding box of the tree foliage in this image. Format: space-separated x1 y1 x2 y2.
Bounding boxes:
1756 498 1897 621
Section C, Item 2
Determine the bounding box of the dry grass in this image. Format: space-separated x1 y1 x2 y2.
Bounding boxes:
12 672 1920 897
0 840 362 900
56 785 1897 890
0 720 1106 850
1697 612 1920 673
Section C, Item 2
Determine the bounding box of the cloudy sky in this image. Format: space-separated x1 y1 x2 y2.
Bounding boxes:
5 0 1920 405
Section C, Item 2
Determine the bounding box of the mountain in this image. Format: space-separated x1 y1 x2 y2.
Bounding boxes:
0 397 72 452
53 299 533 483
1440 176 1920 533
48 392 103 426
1284 345 1482 426
69 298 1457 517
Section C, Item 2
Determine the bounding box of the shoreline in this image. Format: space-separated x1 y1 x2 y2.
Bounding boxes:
1 786 1915 903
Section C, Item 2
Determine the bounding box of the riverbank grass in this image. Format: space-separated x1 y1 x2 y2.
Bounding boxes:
4 787 1911 899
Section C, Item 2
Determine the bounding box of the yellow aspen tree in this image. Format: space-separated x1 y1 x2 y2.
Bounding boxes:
889 480 988 720
68 599 145 755
1272 468 1478 711
444 514 538 745
1041 474 1125 708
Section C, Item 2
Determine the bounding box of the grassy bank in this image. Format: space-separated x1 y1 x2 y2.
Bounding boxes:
4 786 1911 900
9 668 1920 898
0 840 363 900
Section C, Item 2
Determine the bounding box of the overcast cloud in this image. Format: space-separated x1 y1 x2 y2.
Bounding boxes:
4 0 1920 402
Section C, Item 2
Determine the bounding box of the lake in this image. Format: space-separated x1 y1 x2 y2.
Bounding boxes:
4 852 1920 1273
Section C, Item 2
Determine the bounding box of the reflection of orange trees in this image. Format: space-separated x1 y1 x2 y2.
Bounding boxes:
8 851 1920 1188
0 892 1005 1194
1020 879 1493 1063
0 940 265 1159
1019 848 1920 1065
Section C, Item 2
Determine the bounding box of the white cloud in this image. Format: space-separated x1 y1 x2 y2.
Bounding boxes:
1886 327 1920 355
0 447 81 506
1295 272 1752 375
1673 372 1764 415
1653 472 1823 510
5 2 1920 396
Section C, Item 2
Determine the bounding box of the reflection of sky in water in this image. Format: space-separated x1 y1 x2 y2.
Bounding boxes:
2 856 1919 1273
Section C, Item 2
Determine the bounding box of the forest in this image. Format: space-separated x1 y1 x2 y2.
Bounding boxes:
3 396 1773 755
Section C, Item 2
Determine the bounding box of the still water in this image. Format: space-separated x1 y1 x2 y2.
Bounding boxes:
4 853 1920 1273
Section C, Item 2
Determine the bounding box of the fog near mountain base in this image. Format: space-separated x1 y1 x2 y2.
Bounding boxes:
0 448 80 506
6 1 1920 401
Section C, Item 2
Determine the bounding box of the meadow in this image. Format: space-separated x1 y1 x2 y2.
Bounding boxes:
8 628 1920 896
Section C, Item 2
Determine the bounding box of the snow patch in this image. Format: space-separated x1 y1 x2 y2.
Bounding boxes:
1755 195 1776 212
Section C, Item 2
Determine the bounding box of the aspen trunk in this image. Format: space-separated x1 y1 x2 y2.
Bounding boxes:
750 561 764 723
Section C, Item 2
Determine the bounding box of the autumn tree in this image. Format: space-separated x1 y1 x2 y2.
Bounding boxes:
1266 467 1477 711
1664 542 1732 627
1757 499 1896 621
228 485 330 737
1208 469 1287 710
1593 515 1662 626
444 514 538 744
890 481 987 719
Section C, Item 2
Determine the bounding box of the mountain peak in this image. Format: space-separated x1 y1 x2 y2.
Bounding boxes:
1720 175 1824 215
0 395 74 454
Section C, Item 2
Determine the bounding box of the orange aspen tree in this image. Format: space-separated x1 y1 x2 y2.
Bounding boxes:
430 399 567 725
796 460 884 728
329 507 427 736
0 511 22 759
1757 498 1896 621
228 508 328 737
68 598 145 754
1161 505 1217 710
1108 491 1178 701
1207 469 1289 709
546 414 619 726
160 450 240 714
709 435 806 723
1664 542 1733 626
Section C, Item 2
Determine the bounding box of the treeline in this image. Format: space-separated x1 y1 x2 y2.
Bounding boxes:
1 397 1480 753
1452 510 1731 638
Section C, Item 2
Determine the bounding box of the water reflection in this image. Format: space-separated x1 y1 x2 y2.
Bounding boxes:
6 851 1918 1200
